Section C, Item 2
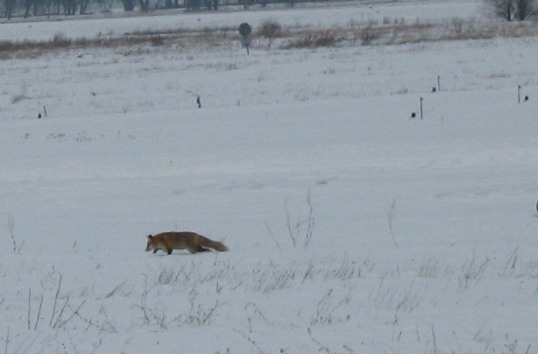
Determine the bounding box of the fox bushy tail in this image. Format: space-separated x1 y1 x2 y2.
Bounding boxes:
202 237 229 252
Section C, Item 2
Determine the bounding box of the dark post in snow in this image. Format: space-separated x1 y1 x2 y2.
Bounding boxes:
432 76 441 93
420 97 424 119
517 85 529 103
38 106 48 119
239 22 252 55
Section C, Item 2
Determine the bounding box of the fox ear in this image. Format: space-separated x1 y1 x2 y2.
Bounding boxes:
147 234 153 239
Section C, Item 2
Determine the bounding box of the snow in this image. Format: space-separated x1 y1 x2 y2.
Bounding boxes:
1 0 538 353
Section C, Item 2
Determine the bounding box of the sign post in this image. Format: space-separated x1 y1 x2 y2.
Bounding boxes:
239 23 252 55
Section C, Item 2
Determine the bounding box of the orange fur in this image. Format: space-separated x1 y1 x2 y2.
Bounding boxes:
145 232 228 255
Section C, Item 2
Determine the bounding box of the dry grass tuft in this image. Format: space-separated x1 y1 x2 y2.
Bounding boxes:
257 20 283 39
281 30 340 49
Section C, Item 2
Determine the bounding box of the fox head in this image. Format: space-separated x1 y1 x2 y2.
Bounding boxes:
145 235 154 252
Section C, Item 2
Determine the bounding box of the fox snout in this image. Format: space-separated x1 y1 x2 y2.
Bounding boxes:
145 234 154 252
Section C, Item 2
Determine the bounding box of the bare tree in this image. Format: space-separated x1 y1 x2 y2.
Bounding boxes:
490 0 517 21
5 0 17 19
62 0 76 14
122 0 135 10
79 0 90 13
138 0 148 11
515 0 536 20
487 0 536 21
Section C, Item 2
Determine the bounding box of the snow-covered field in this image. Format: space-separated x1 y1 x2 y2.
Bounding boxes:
1 0 538 353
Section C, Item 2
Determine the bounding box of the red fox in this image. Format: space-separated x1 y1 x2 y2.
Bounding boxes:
145 232 228 255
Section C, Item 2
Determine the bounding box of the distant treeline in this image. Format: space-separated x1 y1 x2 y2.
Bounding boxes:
1 0 385 19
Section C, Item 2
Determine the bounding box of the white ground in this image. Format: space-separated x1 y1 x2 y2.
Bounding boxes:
1 0 538 353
